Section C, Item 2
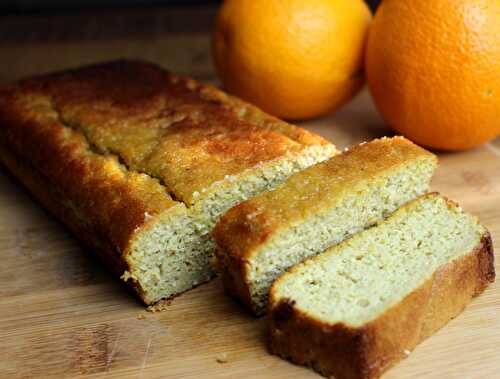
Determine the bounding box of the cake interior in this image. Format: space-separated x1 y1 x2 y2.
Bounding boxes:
272 194 485 327
248 156 436 313
127 145 336 303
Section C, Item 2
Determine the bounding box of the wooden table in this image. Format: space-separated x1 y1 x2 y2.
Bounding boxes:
1 6 499 379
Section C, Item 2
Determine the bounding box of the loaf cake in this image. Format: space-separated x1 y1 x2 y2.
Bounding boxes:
213 137 437 315
268 193 495 379
0 60 337 304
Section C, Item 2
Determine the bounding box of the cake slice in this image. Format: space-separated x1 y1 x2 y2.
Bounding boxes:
269 193 495 379
213 137 437 315
0 60 337 304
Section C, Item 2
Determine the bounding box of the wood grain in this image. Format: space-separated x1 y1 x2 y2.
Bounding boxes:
0 8 498 379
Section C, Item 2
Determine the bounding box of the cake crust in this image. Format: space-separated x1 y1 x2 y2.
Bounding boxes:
0 60 331 205
268 231 495 379
0 143 151 300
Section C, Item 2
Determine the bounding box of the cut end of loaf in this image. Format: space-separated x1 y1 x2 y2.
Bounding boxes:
125 145 337 304
268 193 494 379
270 193 489 326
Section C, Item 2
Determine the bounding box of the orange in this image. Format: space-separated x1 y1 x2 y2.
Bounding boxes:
366 0 500 151
212 0 372 120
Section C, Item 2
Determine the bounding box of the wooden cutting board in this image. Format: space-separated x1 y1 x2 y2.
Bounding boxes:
0 7 499 379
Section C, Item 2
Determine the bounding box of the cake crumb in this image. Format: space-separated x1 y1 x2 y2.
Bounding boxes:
120 270 133 282
403 349 411 356
216 352 228 364
147 298 173 313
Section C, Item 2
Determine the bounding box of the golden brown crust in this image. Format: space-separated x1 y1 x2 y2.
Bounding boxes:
0 143 149 300
1 60 331 205
213 137 437 314
268 232 495 379
215 244 256 313
0 92 177 254
0 60 333 304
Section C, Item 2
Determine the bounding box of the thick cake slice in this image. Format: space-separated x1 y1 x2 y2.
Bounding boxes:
0 60 337 304
269 193 495 379
213 137 437 315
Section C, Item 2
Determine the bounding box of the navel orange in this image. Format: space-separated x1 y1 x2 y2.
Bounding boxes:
366 0 500 151
212 0 372 120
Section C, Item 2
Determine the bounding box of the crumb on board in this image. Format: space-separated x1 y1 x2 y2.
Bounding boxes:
120 270 133 282
216 352 228 364
403 349 411 356
137 313 146 320
147 298 173 312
